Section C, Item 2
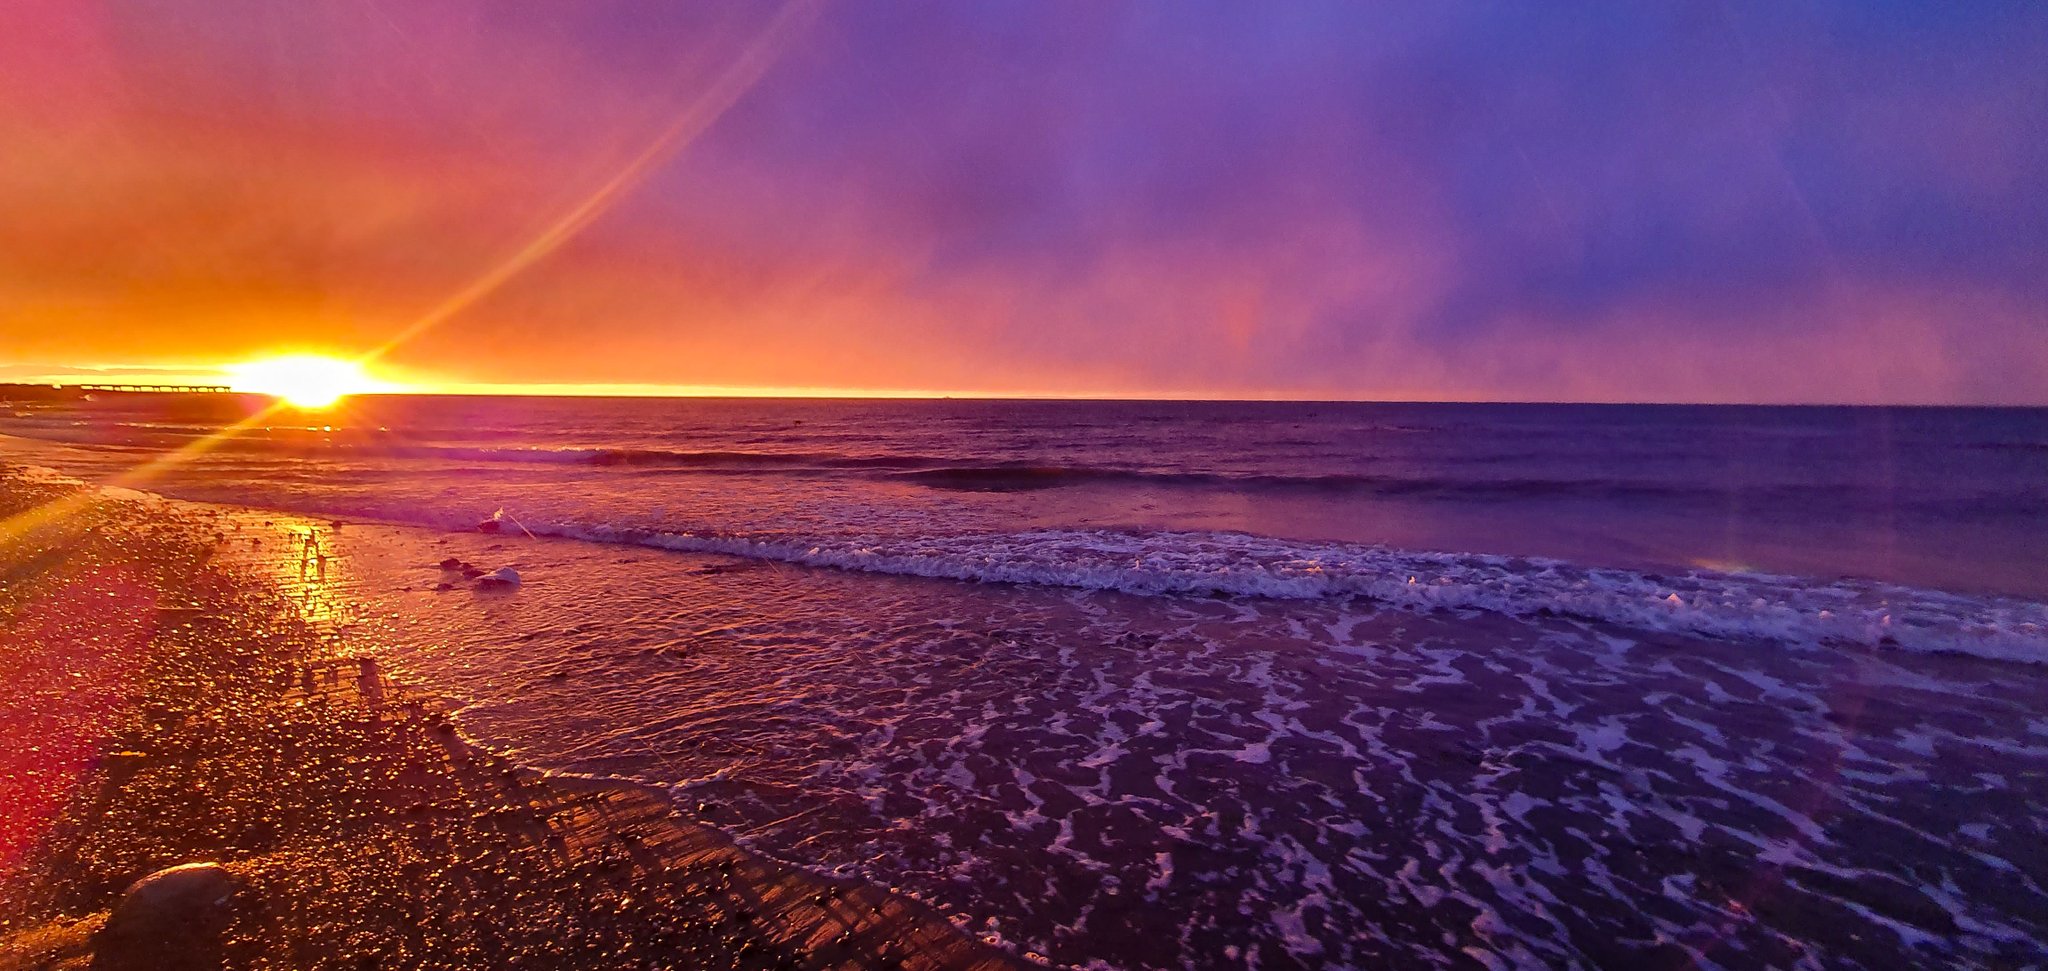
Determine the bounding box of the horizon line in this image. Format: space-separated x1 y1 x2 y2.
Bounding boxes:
3 379 2040 409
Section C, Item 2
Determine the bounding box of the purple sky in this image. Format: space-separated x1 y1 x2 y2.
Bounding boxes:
2 1 2044 401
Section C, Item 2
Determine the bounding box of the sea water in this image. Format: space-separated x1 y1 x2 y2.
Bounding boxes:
5 396 2046 967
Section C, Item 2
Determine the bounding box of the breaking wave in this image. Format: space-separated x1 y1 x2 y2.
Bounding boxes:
500 519 2048 665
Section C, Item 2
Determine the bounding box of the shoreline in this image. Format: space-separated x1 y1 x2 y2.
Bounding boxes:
0 467 1023 970
8 449 2048 966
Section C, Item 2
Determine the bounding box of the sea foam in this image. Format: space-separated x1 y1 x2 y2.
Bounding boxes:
518 521 2048 665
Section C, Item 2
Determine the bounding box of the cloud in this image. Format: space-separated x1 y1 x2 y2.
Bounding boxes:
1 0 2042 402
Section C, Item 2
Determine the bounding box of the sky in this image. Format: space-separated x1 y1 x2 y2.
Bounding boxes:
1 1 2044 403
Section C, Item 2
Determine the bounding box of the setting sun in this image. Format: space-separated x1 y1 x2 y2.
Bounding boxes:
226 355 384 408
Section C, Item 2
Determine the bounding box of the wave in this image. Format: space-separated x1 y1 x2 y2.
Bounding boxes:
14 447 2041 666
578 453 2041 510
386 446 1697 501
504 520 2048 666
408 443 2017 510
887 464 1724 498
12 426 2044 510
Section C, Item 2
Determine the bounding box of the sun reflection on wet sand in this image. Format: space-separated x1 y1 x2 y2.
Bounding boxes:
0 471 1021 969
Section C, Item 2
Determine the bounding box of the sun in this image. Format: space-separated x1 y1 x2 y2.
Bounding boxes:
226 355 385 409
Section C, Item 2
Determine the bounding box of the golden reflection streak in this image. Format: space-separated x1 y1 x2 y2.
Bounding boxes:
3 1 818 547
364 0 822 365
0 396 301 550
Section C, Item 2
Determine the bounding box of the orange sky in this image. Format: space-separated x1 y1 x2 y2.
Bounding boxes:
3 1 2044 403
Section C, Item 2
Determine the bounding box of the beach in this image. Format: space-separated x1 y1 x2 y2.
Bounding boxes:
5 397 2048 969
0 467 1017 970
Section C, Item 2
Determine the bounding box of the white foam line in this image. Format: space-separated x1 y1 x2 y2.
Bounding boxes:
515 522 2048 666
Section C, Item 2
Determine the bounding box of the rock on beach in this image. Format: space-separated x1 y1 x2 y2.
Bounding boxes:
91 862 243 971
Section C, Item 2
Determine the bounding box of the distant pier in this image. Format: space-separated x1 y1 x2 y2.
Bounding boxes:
73 383 233 393
1 382 238 401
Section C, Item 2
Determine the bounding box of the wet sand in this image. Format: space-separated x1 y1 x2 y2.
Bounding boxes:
0 468 1020 971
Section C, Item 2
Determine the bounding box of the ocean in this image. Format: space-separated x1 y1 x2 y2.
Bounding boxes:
6 394 2048 968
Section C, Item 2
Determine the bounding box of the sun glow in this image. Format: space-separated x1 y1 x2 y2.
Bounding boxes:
226 355 384 408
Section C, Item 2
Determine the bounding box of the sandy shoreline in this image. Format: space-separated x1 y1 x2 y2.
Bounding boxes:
11 452 2048 967
0 468 1022 970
